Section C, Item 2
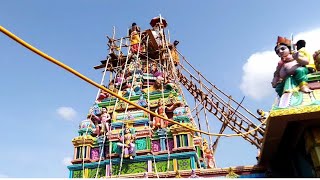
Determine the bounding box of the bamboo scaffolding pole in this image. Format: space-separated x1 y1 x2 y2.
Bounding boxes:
177 51 260 119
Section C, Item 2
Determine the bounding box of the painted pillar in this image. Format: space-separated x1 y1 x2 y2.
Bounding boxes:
98 136 105 158
84 168 89 178
146 136 151 150
190 156 196 169
179 134 183 147
69 170 73 178
106 164 110 177
157 128 167 151
173 135 177 149
173 159 178 171
305 128 320 177
190 135 194 146
87 146 91 159
73 147 77 160
148 160 153 172
160 138 166 151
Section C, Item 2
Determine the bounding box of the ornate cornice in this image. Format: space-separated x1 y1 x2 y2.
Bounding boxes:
270 105 320 117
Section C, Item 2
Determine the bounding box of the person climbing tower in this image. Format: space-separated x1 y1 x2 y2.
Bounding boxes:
295 39 316 73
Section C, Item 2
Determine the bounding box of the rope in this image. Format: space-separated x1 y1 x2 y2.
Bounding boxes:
0 25 268 138
194 98 202 138
111 37 128 120
118 31 144 177
81 114 92 178
177 50 260 120
198 74 212 146
95 131 108 178
95 57 111 100
94 105 112 178
163 37 188 113
145 36 159 178
145 36 160 179
97 34 124 178
160 81 171 175
165 132 170 175
83 37 112 176
91 54 110 178
106 27 119 178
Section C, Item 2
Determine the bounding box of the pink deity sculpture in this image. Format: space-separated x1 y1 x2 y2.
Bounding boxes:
91 107 111 136
202 141 216 168
91 148 100 161
115 71 125 86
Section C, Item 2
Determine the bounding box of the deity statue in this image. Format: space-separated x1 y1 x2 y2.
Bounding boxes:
123 83 136 97
117 124 136 159
137 94 148 107
202 140 216 168
150 63 163 79
96 88 111 103
152 100 181 130
189 169 199 178
115 71 125 86
175 170 182 178
91 107 111 136
271 36 311 96
143 172 148 178
128 59 143 75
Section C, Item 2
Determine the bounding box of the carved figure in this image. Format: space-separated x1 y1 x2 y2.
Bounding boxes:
137 94 147 107
202 140 216 168
117 124 136 159
271 36 311 96
115 71 125 86
189 169 199 178
152 100 181 130
91 107 111 136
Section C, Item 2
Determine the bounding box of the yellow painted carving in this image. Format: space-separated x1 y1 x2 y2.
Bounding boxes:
270 105 320 117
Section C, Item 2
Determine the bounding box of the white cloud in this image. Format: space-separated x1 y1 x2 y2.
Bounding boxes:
240 28 320 100
240 51 278 100
294 28 320 54
62 157 72 166
57 107 77 121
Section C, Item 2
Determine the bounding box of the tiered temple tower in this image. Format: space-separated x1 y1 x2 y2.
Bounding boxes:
67 17 211 178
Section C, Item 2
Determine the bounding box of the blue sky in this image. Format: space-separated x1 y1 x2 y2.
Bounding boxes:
1 0 320 178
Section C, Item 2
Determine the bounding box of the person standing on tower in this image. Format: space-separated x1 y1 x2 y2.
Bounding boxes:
169 40 180 66
295 40 316 73
129 23 142 54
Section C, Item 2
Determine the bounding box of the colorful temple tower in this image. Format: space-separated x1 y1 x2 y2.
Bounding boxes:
66 16 266 178
67 16 210 178
3 15 320 179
